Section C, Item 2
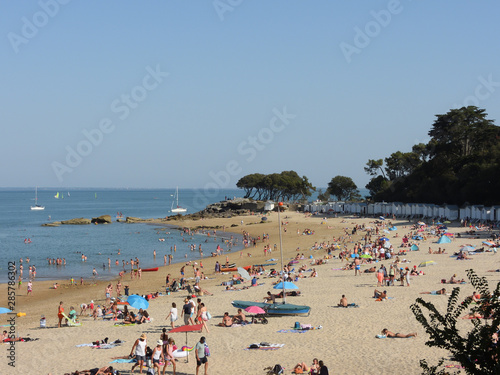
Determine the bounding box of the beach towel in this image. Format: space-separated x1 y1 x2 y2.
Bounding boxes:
333 304 359 308
114 322 136 326
245 343 284 350
277 329 309 333
110 358 136 363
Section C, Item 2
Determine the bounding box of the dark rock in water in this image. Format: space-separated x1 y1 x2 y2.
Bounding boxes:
91 215 112 224
42 222 61 227
61 218 91 225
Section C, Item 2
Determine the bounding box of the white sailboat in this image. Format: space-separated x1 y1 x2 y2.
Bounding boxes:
171 187 187 213
31 187 45 210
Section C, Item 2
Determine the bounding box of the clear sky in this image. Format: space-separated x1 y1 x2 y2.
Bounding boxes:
1 1 499 190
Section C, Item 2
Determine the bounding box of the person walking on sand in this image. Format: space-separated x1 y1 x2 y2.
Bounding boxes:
195 336 208 375
354 257 361 276
166 302 178 329
163 337 176 375
58 301 64 327
130 333 147 374
27 280 32 296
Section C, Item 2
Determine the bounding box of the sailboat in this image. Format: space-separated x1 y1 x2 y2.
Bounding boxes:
31 187 45 210
171 187 187 213
54 192 59 199
232 202 311 316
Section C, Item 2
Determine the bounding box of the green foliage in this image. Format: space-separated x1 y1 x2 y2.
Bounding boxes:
327 175 360 201
236 171 315 201
411 269 500 374
365 107 500 204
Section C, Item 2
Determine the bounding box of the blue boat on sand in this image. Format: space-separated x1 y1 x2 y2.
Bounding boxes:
231 300 311 316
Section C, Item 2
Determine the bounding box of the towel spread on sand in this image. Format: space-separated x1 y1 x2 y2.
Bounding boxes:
277 329 308 333
110 358 136 363
245 343 285 350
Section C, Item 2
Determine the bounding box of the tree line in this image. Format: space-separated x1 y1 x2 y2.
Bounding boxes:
236 171 315 201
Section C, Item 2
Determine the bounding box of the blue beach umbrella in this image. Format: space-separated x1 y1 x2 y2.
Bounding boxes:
380 237 389 242
126 295 149 310
273 281 299 290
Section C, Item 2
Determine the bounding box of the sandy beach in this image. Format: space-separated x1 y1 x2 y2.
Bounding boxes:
1 211 499 375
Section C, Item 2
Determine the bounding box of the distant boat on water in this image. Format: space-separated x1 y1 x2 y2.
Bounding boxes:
30 187 45 211
171 187 187 213
54 192 59 199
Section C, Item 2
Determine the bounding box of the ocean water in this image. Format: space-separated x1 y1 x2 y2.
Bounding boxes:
0 188 244 283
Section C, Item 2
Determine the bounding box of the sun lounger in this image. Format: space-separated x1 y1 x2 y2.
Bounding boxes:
62 312 82 326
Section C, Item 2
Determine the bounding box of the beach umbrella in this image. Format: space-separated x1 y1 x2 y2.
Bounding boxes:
417 222 426 226
0 307 12 314
460 245 475 252
237 267 251 281
273 281 299 290
437 235 451 244
483 241 496 247
244 305 266 314
383 229 390 233
379 216 385 220
410 244 419 251
419 261 436 267
436 222 443 225
444 221 451 224
360 254 372 259
380 237 389 242
126 294 149 310
444 232 454 236
169 324 203 363
412 236 423 240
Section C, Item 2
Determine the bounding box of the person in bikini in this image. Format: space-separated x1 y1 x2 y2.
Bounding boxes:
381 328 417 338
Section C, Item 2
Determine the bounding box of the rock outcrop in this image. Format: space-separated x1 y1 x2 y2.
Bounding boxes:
91 215 112 224
61 218 91 225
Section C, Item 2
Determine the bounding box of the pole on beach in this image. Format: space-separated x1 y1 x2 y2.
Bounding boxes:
278 202 286 304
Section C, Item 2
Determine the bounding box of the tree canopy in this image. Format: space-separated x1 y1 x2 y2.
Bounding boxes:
236 171 315 201
327 175 361 201
364 106 500 205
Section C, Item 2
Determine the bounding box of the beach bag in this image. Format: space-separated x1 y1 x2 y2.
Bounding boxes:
294 321 301 329
206 311 212 320
204 343 210 357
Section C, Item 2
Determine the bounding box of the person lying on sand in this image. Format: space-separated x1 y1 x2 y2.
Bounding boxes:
364 266 376 273
380 329 417 338
294 358 319 374
420 288 446 295
65 366 115 375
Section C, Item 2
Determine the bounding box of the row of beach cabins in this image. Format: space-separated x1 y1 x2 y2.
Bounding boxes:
301 202 500 223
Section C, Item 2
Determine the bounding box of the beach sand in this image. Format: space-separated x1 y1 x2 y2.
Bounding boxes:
1 211 499 374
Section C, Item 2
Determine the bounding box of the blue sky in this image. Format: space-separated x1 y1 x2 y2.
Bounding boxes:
1 1 499 191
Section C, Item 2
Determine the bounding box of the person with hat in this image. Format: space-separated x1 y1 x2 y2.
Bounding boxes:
130 333 147 373
151 339 164 375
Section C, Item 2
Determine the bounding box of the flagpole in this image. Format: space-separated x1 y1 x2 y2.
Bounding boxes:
278 202 286 304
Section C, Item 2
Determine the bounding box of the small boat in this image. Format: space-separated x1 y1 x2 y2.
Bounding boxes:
54 192 60 199
220 265 250 273
231 300 311 315
30 187 45 211
171 187 187 213
141 267 159 272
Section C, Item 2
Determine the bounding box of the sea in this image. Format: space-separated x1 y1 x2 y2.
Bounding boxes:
0 188 247 284
0 187 368 284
